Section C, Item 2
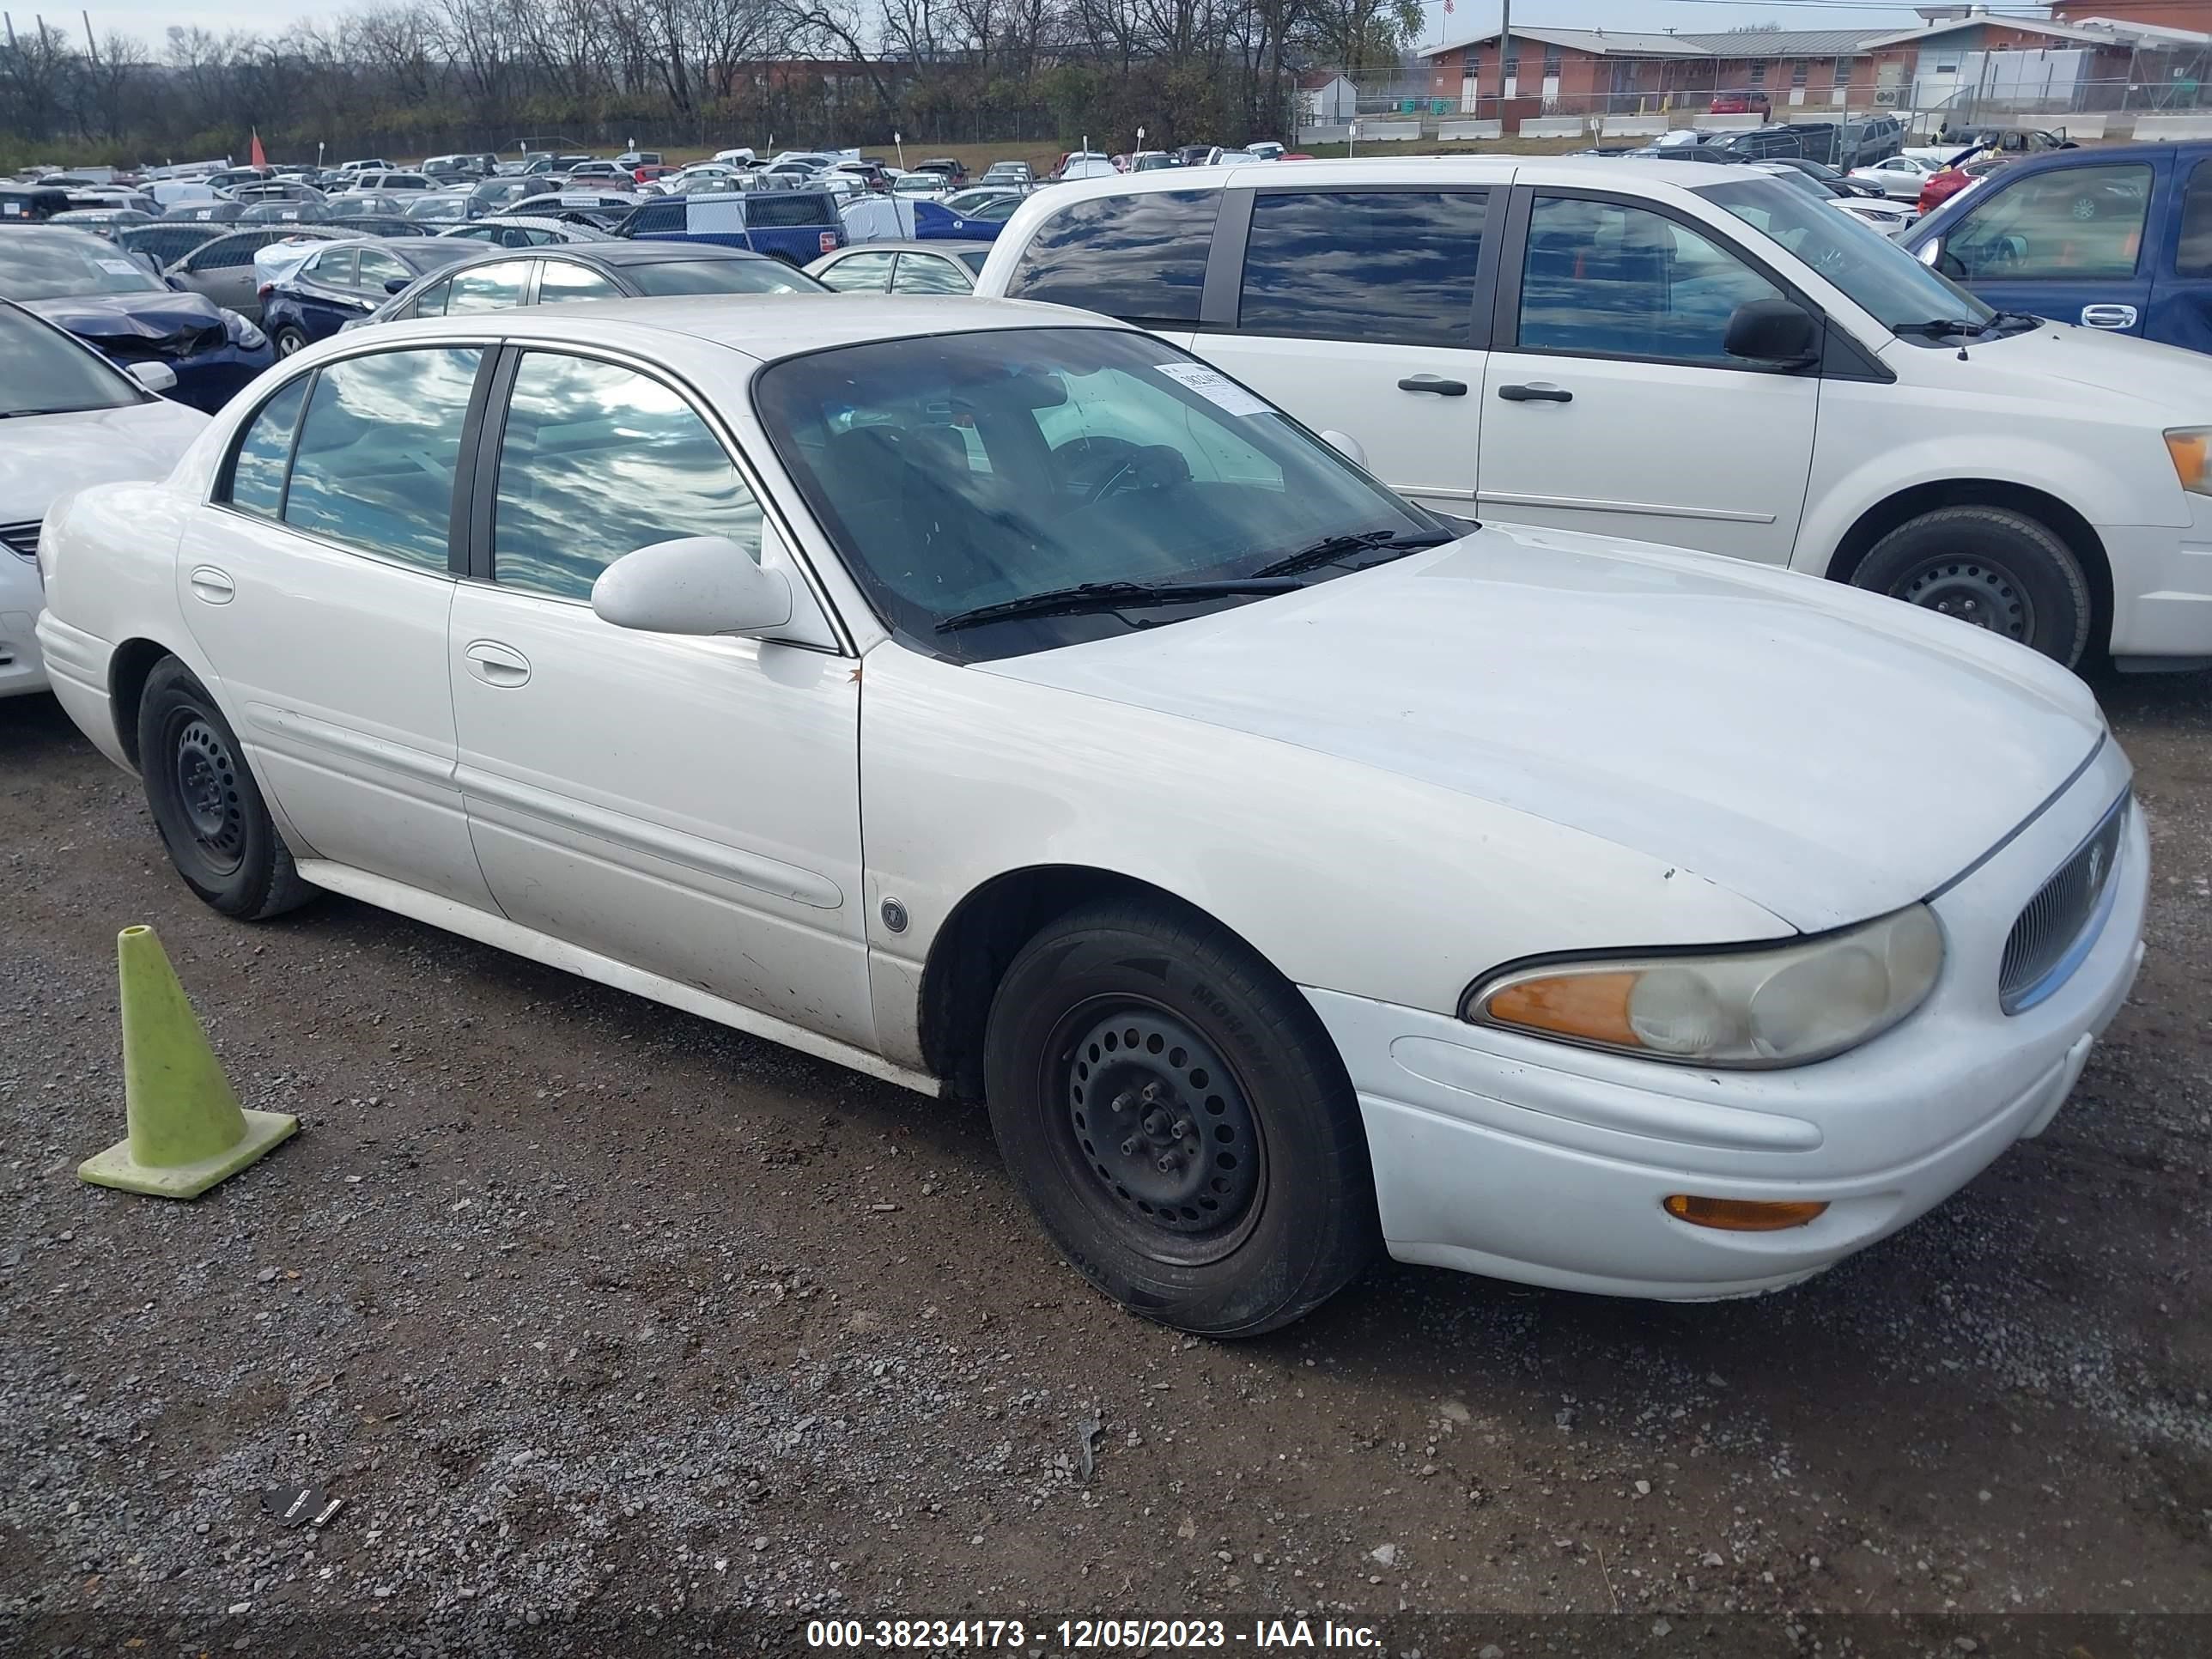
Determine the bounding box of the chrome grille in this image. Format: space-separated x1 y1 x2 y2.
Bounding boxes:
2000 793 2130 1014
0 520 38 561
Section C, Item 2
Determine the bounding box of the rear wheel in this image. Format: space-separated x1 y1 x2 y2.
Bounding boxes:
1850 505 2093 668
137 658 312 920
273 325 309 356
982 897 1378 1336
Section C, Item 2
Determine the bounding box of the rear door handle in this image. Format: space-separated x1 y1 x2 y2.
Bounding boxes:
188 566 234 604
1396 374 1468 397
1497 383 1573 404
464 639 531 687
2079 303 2137 330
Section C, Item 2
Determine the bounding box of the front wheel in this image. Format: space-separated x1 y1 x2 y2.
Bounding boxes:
1850 505 2093 667
982 897 1378 1336
137 657 313 920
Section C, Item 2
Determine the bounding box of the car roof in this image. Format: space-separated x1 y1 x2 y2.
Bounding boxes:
524 240 776 265
1017 153 1755 201
823 239 994 256
361 294 1120 363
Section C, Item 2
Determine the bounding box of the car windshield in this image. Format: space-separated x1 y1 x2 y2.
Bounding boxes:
0 230 167 299
755 326 1443 662
628 258 821 295
0 304 141 416
1693 176 1992 330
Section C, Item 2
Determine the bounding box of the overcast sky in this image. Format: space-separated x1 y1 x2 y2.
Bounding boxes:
47 0 1936 56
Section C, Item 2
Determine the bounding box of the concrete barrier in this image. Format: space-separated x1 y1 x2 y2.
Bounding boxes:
2132 113 2212 142
1516 117 1585 138
1299 124 1351 144
1598 116 1666 137
2058 112 2109 139
1437 120 1503 141
1694 113 1762 131
1354 120 1422 142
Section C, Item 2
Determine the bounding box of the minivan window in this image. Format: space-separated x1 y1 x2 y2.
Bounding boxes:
1239 191 1487 348
283 348 481 569
1693 175 1993 329
1006 191 1220 326
491 351 761 600
1939 162 2152 283
1519 197 1784 363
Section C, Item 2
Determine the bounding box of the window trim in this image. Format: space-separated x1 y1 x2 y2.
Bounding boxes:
1212 181 1501 348
1489 183 1847 377
465 338 854 656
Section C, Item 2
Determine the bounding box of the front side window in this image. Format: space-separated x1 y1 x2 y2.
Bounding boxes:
754 326 1437 662
188 234 262 271
2178 159 2212 276
1517 196 1783 363
225 378 308 516
410 279 450 318
446 259 532 313
491 352 762 601
356 247 410 294
1239 190 1486 348
283 347 482 569
1005 190 1219 326
308 248 356 287
536 260 623 303
1939 163 2153 283
818 250 896 291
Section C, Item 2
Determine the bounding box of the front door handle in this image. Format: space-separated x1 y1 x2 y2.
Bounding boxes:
188 565 234 604
1497 383 1573 404
1396 374 1468 397
2079 303 2137 330
464 639 531 687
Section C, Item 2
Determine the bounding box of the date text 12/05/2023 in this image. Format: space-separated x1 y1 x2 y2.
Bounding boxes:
805 1617 1383 1649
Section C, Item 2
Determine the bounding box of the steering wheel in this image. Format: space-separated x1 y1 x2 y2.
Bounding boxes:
1052 434 1149 503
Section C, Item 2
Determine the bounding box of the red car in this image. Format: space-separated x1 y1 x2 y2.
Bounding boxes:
1710 90 1771 116
1917 155 2007 216
631 164 674 185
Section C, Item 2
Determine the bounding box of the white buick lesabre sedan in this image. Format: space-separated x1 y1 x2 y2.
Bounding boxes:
35 298 2147 1334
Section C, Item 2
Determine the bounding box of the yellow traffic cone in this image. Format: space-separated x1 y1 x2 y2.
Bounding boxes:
77 925 297 1199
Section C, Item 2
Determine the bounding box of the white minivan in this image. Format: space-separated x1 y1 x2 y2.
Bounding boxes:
974 155 2212 672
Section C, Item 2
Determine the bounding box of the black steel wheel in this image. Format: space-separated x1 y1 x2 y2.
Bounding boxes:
1851 504 2093 667
137 657 313 920
984 896 1378 1336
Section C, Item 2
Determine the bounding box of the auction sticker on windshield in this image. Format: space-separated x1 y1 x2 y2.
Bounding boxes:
96 258 141 275
1154 361 1270 417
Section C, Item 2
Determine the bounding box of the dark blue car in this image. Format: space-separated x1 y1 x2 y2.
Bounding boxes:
1904 141 2212 356
0 225 273 410
617 190 846 264
260 237 475 356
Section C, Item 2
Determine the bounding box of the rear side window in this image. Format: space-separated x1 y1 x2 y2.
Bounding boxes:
1239 191 1486 348
746 192 835 228
1005 190 1218 325
224 378 307 518
283 347 482 569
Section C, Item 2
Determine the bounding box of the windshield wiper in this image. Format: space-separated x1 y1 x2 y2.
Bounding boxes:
936 577 1303 632
1249 527 1456 580
0 405 94 420
1893 317 1994 340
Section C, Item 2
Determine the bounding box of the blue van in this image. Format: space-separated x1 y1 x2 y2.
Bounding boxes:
1905 141 2212 356
618 190 846 265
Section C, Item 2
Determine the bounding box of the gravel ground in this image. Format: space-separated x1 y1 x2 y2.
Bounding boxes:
3 673 2209 1659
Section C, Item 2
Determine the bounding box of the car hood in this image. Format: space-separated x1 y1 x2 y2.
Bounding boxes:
0 398 209 521
980 524 2106 933
1948 321 2212 418
21 290 226 339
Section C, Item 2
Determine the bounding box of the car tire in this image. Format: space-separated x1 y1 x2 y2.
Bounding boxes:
137 657 313 921
981 896 1378 1337
1850 505 2094 667
273 325 309 356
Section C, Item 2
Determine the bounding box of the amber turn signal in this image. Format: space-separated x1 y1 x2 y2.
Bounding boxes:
1662 1194 1829 1232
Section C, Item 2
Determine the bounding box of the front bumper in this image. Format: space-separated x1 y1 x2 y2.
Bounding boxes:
1309 738 2148 1301
1 549 47 697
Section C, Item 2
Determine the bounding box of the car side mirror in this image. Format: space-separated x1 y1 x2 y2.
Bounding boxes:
384 276 410 294
1916 238 1942 267
592 535 794 636
126 361 179 392
1723 297 1820 366
1320 428 1370 469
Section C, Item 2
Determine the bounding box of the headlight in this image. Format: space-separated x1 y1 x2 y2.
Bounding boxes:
2164 428 2212 495
222 309 268 350
1463 904 1943 1069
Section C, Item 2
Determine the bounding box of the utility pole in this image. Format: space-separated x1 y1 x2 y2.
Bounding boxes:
81 7 94 64
1496 0 1511 119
